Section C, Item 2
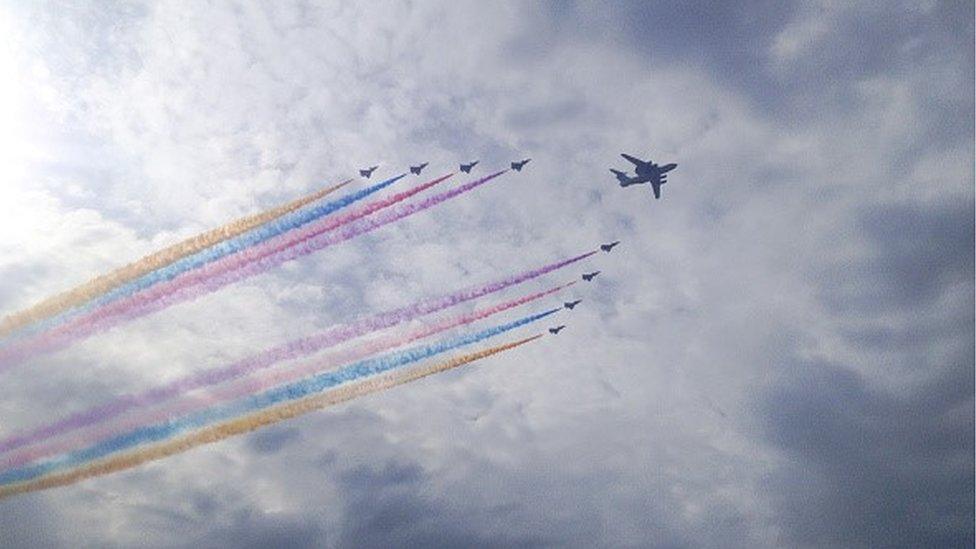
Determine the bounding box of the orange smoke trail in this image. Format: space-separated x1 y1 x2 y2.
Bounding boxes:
0 334 541 498
0 180 350 337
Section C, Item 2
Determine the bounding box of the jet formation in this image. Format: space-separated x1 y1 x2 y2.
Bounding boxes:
610 153 677 199
352 160 616 339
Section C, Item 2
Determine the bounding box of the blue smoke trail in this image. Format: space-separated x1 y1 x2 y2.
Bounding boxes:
0 307 558 486
4 174 406 343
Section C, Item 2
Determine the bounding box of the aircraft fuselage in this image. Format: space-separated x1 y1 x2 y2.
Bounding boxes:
634 162 677 178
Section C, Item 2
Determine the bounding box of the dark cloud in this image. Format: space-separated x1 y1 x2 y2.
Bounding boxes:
190 508 328 549
818 200 974 314
246 426 303 455
0 496 65 548
857 201 974 307
763 199 974 547
334 460 565 548
761 354 974 548
543 0 795 108
544 0 974 129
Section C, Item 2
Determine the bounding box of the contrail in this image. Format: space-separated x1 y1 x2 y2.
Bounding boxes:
2 174 407 344
2 282 574 471
0 334 543 499
0 250 590 456
0 171 507 368
0 308 557 487
0 180 351 339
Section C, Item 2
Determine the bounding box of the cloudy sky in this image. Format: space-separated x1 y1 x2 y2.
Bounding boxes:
0 1 972 547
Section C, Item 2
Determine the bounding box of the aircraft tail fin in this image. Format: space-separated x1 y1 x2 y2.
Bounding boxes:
610 169 630 185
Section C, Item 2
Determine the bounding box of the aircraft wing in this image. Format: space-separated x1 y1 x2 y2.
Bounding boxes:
621 153 648 167
651 180 662 199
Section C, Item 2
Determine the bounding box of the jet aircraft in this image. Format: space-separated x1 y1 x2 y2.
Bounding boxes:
360 166 378 178
549 325 566 335
511 159 531 171
410 162 428 175
564 300 582 310
600 241 620 253
460 160 479 173
610 153 677 199
582 271 601 282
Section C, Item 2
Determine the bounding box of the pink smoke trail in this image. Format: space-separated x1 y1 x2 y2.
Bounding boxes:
0 248 594 456
0 171 498 369
2 282 572 471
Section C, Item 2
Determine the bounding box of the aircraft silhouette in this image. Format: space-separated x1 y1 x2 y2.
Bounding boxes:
410 162 428 175
359 166 378 178
460 160 479 173
582 271 601 282
600 241 620 253
564 299 582 310
610 153 677 199
549 325 566 335
511 159 531 171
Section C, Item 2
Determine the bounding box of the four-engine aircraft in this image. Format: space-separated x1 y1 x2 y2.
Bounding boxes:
610 153 677 199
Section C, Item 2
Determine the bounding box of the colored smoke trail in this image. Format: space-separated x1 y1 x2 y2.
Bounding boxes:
0 172 462 368
0 308 557 487
2 282 573 471
0 334 542 499
0 248 591 456
0 180 350 339
2 174 405 345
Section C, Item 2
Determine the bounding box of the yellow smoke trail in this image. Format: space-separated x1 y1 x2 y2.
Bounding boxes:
0 334 542 498
0 181 350 337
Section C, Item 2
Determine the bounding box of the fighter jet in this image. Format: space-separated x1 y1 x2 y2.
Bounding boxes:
360 166 378 178
460 160 479 173
410 162 428 175
549 325 566 335
600 241 620 253
511 158 531 172
582 271 601 282
610 153 678 199
564 299 582 310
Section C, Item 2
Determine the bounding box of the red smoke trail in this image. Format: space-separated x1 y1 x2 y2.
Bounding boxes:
2 282 572 471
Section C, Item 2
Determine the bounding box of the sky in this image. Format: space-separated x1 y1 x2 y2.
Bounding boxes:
0 1 972 547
